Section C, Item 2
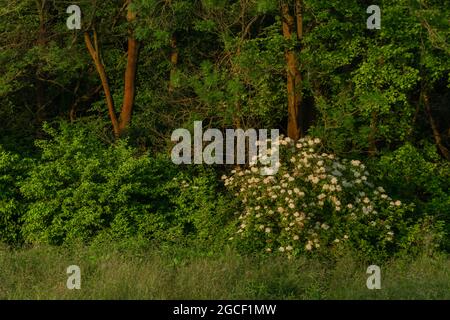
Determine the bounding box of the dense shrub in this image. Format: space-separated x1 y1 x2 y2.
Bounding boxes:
0 146 27 244
19 122 234 246
223 136 442 259
164 169 238 246
373 143 450 248
375 143 449 214
1 121 446 260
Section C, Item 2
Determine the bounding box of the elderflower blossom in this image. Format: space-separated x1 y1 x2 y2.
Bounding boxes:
222 135 409 258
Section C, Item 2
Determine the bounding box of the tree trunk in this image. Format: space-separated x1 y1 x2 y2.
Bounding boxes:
84 0 139 138
35 0 47 127
423 93 450 160
168 34 178 93
281 0 303 141
84 30 120 138
118 1 139 135
368 111 378 156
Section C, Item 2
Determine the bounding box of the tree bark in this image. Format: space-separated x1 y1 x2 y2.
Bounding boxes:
168 34 178 93
281 1 303 141
84 30 120 137
295 0 303 39
423 93 450 160
84 0 139 138
118 1 139 135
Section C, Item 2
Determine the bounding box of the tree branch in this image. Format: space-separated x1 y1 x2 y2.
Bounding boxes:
84 31 120 138
423 93 450 160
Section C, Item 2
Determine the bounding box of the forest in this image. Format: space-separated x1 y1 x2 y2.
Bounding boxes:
0 0 449 299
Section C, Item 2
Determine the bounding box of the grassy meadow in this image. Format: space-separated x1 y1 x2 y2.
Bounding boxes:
1 244 450 300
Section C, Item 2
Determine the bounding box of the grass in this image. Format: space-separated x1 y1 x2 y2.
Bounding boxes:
1 243 450 299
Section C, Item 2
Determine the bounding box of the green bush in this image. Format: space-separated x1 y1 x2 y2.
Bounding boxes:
19 122 234 246
223 136 442 259
2 121 446 260
162 168 238 246
374 143 450 249
0 146 28 244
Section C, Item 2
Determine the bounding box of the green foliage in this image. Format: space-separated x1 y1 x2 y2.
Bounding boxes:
19 122 234 246
0 0 448 262
374 143 450 248
305 0 449 154
188 20 287 129
0 146 28 244
162 169 238 246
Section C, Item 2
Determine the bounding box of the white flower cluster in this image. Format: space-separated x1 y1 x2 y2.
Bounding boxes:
222 135 408 257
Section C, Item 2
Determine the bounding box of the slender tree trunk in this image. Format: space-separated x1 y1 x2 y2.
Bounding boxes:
295 0 303 40
423 92 450 160
118 1 139 135
168 34 178 93
35 0 47 126
281 0 303 140
232 46 242 129
368 111 378 156
84 0 139 138
84 30 120 137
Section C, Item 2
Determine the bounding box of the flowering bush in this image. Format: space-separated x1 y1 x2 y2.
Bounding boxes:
222 135 427 258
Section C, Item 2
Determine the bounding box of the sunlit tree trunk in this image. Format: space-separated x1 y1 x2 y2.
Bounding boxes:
84 0 139 138
281 0 303 140
119 0 139 135
84 30 120 137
